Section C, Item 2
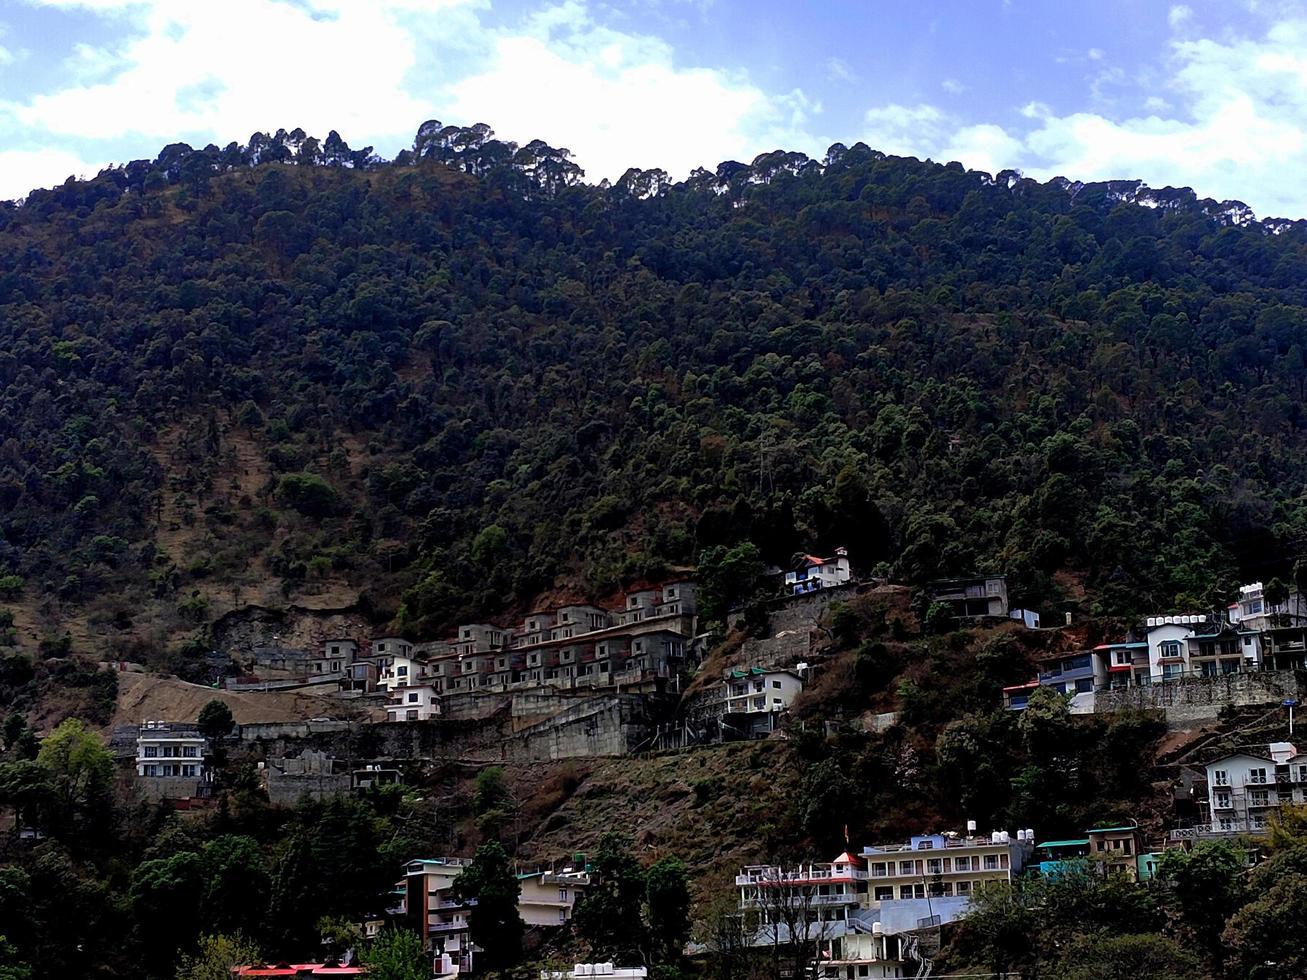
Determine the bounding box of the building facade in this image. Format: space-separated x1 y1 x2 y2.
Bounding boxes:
1203 742 1307 834
135 721 207 779
785 548 853 595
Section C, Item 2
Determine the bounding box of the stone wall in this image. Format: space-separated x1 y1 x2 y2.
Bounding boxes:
501 694 659 761
1095 670 1304 725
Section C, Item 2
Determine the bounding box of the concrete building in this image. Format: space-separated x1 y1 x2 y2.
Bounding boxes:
819 930 915 980
859 832 1032 905
372 636 415 661
1204 742 1307 834
136 721 207 779
785 548 853 596
722 666 805 736
517 870 591 926
1145 615 1212 681
386 682 441 722
401 857 476 973
379 653 428 693
1185 622 1262 677
926 575 1009 621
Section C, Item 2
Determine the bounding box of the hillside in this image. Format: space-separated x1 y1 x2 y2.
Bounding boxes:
4 120 1307 668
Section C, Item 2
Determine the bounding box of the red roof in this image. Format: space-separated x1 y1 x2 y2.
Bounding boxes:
1002 678 1039 692
831 851 865 867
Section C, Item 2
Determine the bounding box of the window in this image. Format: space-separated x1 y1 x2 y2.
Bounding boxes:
983 855 999 870
772 680 782 689
873 887 893 901
917 840 933 850
1075 678 1094 693
1159 640 1182 659
559 888 568 901
1249 768 1268 784
408 693 419 703
956 881 971 896
183 746 198 757
900 884 924 900
406 710 418 721
1214 770 1229 786
772 698 783 708
144 746 158 758
1215 792 1231 809
954 857 971 871
559 909 567 924
898 861 915 875
926 859 943 874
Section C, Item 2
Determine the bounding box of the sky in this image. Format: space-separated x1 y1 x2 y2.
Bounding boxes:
3 0 1307 218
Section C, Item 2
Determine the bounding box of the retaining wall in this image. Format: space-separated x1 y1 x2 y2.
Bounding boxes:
1095 670 1305 726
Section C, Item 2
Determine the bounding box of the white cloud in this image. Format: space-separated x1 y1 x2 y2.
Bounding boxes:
0 148 105 199
941 78 966 95
1169 4 1194 28
444 3 822 178
4 0 825 190
1087 47 1105 60
825 56 857 84
862 14 1307 217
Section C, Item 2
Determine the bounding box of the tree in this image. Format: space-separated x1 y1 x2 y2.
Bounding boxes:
1154 839 1247 970
1046 932 1203 980
362 928 429 980
573 833 648 963
472 765 518 839
1222 871 1307 980
693 887 750 980
129 851 207 975
201 835 271 939
175 933 262 980
645 857 691 965
197 700 235 743
35 718 114 841
956 880 1038 978
449 841 522 971
753 865 835 980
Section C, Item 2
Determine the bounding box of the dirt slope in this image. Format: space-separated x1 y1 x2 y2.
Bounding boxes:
112 671 371 727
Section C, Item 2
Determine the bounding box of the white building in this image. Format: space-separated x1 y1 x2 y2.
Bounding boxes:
379 653 428 693
820 929 914 980
786 548 852 595
136 721 207 779
723 666 805 735
541 967 647 980
386 682 441 722
517 870 590 926
1143 614 1215 681
1231 582 1307 631
1204 742 1307 834
401 858 475 973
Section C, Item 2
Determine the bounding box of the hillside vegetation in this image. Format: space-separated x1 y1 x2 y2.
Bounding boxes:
4 122 1307 658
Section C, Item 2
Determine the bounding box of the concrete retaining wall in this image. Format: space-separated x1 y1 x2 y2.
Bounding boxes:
1095 670 1304 726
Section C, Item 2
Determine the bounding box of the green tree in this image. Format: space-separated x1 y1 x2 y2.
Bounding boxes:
130 851 207 975
274 472 338 518
1155 839 1247 970
450 841 523 971
957 880 1039 978
1046 932 1203 980
201 835 271 939
645 857 691 965
1222 872 1307 980
472 765 518 838
573 833 648 962
362 928 429 980
35 718 114 841
197 700 235 743
175 933 262 980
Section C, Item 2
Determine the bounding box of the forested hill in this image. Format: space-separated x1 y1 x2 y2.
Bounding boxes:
4 120 1307 656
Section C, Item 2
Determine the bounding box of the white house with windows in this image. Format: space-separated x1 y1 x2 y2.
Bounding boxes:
1205 742 1307 834
1231 582 1307 631
386 682 441 722
517 870 591 926
379 653 428 693
722 666 805 736
1145 615 1215 681
136 721 207 778
785 548 853 596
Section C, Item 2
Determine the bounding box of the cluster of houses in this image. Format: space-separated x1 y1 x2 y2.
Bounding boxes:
1003 580 1307 712
392 857 592 974
739 823 1163 978
225 579 702 722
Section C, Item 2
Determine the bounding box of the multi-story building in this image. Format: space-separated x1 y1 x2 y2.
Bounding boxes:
722 667 805 736
401 857 476 973
386 682 441 722
1204 742 1307 834
819 929 915 980
926 575 1009 621
517 870 591 926
736 851 867 941
859 832 1031 905
136 721 207 779
379 652 428 693
1185 622 1262 677
785 548 852 596
400 858 589 972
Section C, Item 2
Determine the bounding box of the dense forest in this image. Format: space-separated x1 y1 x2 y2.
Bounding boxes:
4 120 1307 648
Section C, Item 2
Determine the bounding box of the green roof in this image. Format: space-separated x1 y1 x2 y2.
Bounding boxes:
1088 826 1137 833
1036 839 1090 849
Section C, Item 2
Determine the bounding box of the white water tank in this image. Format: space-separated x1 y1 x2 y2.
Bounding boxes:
966 819 977 834
872 922 883 935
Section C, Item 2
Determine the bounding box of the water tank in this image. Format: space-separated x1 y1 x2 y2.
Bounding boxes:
1000 831 1010 843
991 832 1002 843
966 819 977 834
872 922 883 935
1025 828 1035 841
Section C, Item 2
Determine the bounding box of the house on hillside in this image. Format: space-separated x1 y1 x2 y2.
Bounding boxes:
517 869 591 926
925 575 1009 620
1203 742 1307 834
722 666 805 736
386 681 440 722
785 548 852 596
136 721 207 780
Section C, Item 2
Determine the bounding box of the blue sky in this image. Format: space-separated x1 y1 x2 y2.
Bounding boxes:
2 0 1307 217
